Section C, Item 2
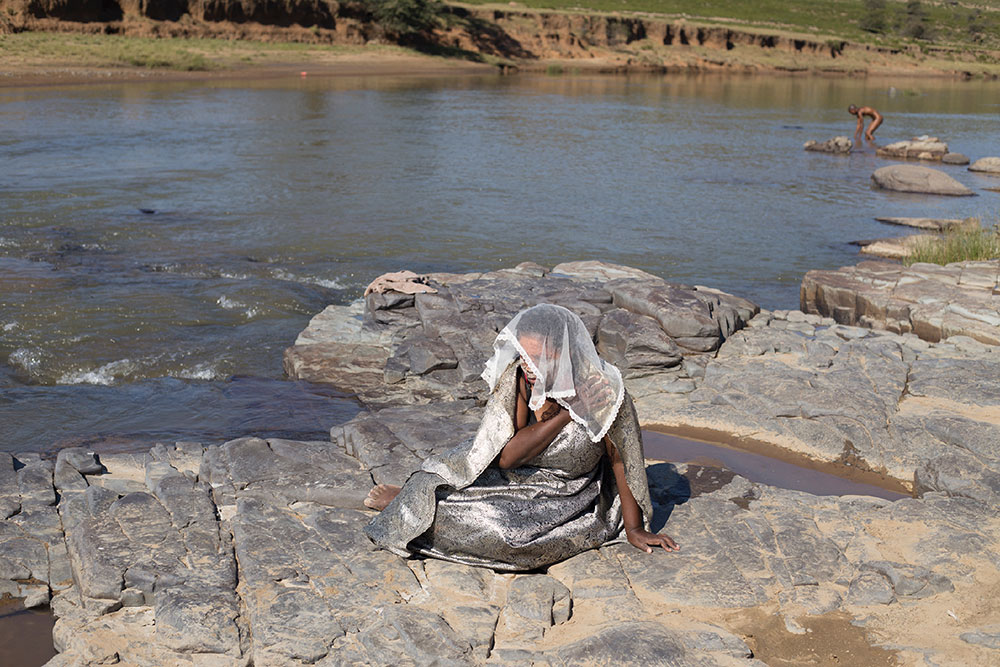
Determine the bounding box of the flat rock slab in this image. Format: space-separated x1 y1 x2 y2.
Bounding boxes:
284 261 758 408
804 136 852 154
637 309 1000 502
801 259 1000 345
871 164 975 196
969 156 1000 175
876 137 948 162
853 234 936 260
874 216 979 232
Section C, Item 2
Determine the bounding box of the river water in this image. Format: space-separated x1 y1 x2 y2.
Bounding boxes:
2 72 1000 453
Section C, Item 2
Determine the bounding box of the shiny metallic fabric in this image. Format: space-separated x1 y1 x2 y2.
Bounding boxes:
364 362 653 571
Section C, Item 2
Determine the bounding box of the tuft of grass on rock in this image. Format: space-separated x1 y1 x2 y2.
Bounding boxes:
904 222 1000 266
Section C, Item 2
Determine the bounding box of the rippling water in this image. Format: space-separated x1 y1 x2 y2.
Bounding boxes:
2 72 999 452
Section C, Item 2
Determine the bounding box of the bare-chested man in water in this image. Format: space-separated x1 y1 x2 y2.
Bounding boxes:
848 104 883 141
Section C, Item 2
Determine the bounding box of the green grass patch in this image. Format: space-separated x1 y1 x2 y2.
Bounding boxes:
904 223 1000 266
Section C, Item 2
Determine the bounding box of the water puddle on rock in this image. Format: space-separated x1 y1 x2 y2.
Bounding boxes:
0 598 55 667
642 427 910 501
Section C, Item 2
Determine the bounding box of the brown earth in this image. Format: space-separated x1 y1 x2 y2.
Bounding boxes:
2 0 1000 79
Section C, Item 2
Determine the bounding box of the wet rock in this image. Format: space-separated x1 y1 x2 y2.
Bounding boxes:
804 136 852 154
942 152 970 165
969 156 1000 175
876 137 949 161
871 164 975 196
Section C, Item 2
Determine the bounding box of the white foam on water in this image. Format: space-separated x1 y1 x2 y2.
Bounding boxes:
8 347 44 375
217 295 259 318
271 269 345 290
58 359 135 386
2 322 17 332
175 363 220 381
217 295 245 310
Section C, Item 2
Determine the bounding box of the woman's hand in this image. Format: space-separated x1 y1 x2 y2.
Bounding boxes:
626 527 679 554
534 399 562 423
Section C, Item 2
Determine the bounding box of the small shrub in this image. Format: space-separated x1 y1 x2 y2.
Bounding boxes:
904 223 1000 266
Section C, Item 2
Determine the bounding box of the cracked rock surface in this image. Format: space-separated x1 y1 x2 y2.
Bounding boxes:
802 259 1000 345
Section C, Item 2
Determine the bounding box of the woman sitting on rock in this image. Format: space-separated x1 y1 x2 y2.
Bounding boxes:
364 303 678 571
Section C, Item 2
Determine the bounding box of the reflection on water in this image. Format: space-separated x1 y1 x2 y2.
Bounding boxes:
2 72 1000 452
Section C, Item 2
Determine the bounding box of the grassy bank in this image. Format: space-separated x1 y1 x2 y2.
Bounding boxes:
905 224 1000 266
466 0 1000 51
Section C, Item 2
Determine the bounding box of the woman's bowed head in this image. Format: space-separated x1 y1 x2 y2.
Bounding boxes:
364 303 678 571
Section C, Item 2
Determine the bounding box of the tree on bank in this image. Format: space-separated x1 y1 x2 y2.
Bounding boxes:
364 0 443 38
859 0 888 34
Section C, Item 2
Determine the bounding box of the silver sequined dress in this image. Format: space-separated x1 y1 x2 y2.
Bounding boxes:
407 419 622 570
364 362 652 572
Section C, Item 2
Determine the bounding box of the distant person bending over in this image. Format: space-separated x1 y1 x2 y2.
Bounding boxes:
848 104 883 142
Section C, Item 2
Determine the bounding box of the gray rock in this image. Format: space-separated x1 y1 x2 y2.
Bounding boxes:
848 571 897 606
284 262 756 408
960 626 1000 650
17 459 55 507
57 447 104 475
555 622 689 664
969 156 1000 175
0 453 19 519
596 308 683 377
804 136 852 154
876 138 949 161
871 164 975 196
942 152 970 165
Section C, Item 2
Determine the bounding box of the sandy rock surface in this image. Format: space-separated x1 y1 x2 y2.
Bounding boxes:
874 216 979 232
853 234 936 260
871 164 975 196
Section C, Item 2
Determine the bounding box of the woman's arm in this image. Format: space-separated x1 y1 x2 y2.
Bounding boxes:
498 369 572 469
604 436 679 553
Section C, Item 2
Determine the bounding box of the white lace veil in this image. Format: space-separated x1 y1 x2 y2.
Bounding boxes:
481 304 625 443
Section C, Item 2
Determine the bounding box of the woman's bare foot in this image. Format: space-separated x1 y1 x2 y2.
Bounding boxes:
364 484 401 511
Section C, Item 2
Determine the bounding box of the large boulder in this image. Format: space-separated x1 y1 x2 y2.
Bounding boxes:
284 261 758 408
969 157 1000 175
871 164 975 196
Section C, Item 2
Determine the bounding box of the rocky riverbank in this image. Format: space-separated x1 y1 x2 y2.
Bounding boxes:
3 259 999 665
